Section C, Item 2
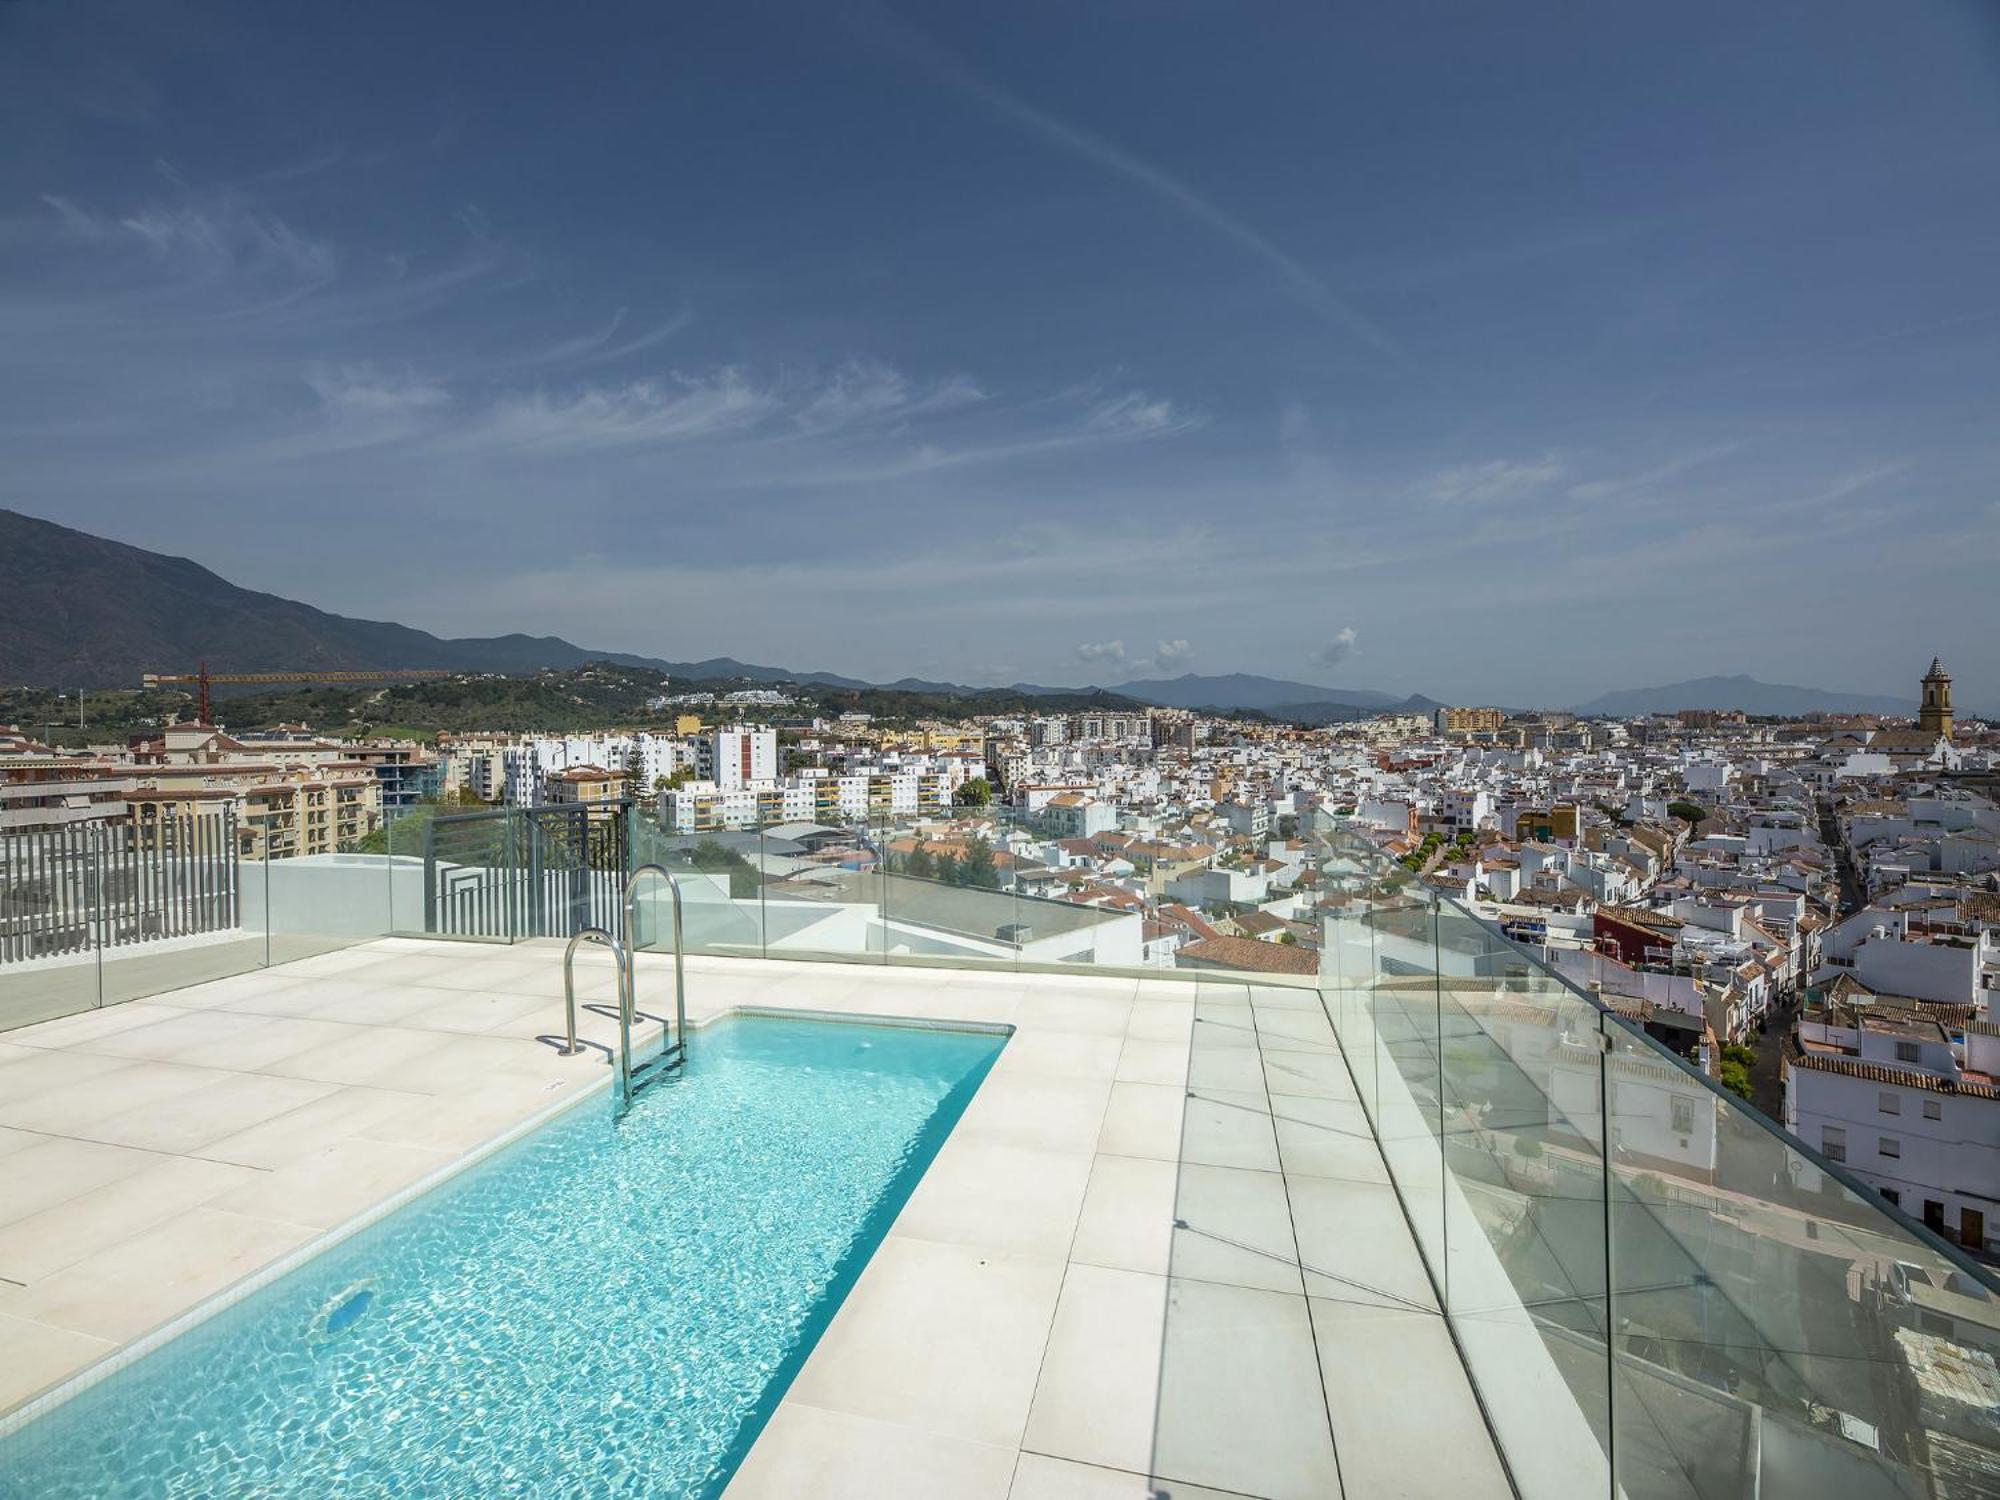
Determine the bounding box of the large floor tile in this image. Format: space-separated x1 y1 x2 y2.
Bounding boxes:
1309 1298 1511 1499
194 1082 431 1169
250 1024 454 1091
1179 1092 1280 1173
1261 1048 1357 1101
211 1136 454 1229
957 1074 1112 1153
0 1153 260 1284
725 1401 1016 1500
0 1058 237 1138
1269 1094 1389 1186
2 1001 188 1052
894 1138 1094 1261
1016 990 1134 1039
9 1207 318 1343
1096 1082 1185 1162
1171 1164 1302 1294
1186 1044 1267 1096
1288 1176 1438 1313
68 1071 340 1155
1008 1454 1157 1500
1153 1278 1342 1500
1125 999 1195 1044
0 1136 163 1229
1022 1264 1168 1474
992 1030 1125 1084
787 1236 1065 1450
1070 1154 1177 1276
0 1312 118 1413
1115 1038 1191 1087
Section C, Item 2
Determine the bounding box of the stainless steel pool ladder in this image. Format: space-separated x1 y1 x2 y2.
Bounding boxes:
558 868 687 1111
623 863 688 1083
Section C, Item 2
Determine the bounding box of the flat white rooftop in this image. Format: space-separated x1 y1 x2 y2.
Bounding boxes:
0 939 1503 1498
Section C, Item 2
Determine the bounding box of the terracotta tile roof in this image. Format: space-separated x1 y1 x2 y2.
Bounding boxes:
1178 934 1320 976
1789 1052 1999 1100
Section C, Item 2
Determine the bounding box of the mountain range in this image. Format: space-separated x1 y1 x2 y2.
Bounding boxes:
1569 675 1917 719
0 508 1943 722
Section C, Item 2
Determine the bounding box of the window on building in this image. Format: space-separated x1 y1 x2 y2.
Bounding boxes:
1879 1091 1900 1115
1923 1099 1942 1121
1882 1188 1901 1207
1879 1136 1901 1159
1821 1126 1845 1162
1895 1041 1921 1064
1670 1097 1693 1135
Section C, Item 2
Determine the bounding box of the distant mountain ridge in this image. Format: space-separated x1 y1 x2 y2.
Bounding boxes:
0 509 878 690
1570 674 1915 718
1106 673 1403 713
4 511 1959 721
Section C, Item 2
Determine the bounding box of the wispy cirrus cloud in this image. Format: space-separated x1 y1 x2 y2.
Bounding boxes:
43 188 339 284
470 370 779 452
867 14 1424 380
1426 452 1567 506
304 364 452 416
793 359 985 434
1567 442 1743 503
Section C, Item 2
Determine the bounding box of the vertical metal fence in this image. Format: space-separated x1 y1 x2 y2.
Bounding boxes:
420 802 630 941
0 811 241 963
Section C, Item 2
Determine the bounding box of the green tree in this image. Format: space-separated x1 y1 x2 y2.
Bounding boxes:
690 838 761 899
1668 800 1708 825
956 836 1001 889
954 776 993 808
905 844 939 881
1718 1059 1752 1101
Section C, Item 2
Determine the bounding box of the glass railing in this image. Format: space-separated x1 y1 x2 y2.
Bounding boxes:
1307 820 2000 1500
0 809 392 1030
9 792 1993 1500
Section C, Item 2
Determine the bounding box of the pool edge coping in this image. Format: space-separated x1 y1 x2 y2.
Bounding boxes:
0 1003 1017 1438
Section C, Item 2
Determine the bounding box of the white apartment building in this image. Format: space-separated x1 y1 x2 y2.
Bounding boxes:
503 733 693 806
658 766 952 834
698 727 778 790
1787 1010 1999 1257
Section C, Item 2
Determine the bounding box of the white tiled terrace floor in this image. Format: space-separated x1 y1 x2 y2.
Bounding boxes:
0 938 1505 1498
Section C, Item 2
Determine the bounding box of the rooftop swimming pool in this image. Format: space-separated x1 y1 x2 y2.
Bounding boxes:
0 1012 1007 1498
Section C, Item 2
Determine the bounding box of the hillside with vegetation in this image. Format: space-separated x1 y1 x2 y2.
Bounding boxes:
1 664 1154 745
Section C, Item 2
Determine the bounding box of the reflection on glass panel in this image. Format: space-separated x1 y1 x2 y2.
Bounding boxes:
1603 1015 2000 1499
1432 898 1612 1498
254 821 396 965
629 809 766 957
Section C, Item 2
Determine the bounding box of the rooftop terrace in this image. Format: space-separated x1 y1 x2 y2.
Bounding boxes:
0 807 1994 1496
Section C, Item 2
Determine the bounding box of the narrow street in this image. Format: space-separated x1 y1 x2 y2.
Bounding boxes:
1816 794 1867 916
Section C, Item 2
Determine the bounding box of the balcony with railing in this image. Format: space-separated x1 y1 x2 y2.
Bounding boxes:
0 803 1994 1496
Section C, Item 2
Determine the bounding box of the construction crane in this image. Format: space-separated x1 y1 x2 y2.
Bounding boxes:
141 663 451 726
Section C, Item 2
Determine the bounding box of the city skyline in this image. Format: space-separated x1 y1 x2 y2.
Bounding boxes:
4 2 1999 705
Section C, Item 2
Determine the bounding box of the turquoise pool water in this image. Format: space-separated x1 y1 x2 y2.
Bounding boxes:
0 1014 1006 1499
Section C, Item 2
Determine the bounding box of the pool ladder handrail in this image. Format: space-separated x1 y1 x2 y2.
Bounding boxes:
616 863 688 1108
561 925 626 1064
558 869 689 1110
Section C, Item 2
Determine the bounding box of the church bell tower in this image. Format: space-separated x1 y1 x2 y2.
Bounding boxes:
1919 658 1953 741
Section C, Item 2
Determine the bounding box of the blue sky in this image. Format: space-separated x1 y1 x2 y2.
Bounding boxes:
3 1 1998 707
